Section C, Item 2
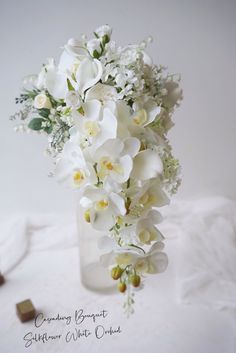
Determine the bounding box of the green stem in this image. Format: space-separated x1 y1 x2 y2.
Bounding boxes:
129 244 146 254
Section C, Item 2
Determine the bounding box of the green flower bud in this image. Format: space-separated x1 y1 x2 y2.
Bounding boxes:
130 274 141 287
111 266 123 280
118 282 127 293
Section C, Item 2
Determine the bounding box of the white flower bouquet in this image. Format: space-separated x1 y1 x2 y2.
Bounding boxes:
11 25 182 314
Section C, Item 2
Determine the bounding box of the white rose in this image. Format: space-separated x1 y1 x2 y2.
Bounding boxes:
95 25 112 38
34 93 52 109
86 39 101 56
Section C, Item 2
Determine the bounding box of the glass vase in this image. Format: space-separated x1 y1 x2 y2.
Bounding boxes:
76 204 115 294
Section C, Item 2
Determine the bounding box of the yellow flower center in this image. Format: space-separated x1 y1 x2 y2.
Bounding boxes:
73 170 85 186
84 121 100 137
139 229 151 243
95 199 109 211
98 157 123 180
139 192 156 206
133 109 147 126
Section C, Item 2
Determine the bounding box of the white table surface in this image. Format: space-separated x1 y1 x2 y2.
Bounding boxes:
0 199 235 353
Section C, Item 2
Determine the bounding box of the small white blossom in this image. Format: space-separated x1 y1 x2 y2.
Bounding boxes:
87 39 101 56
95 25 112 38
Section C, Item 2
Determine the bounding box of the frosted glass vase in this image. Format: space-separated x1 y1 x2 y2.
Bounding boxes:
76 205 115 294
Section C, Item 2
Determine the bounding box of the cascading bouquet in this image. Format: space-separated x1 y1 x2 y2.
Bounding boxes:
11 25 182 314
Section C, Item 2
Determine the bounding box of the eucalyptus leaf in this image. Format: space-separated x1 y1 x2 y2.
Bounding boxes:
38 108 50 118
28 118 44 131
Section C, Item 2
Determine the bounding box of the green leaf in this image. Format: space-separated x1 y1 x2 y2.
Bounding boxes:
67 78 74 91
93 32 99 38
38 108 50 118
28 118 44 131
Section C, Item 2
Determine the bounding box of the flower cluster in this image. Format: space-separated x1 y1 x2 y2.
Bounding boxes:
12 25 182 314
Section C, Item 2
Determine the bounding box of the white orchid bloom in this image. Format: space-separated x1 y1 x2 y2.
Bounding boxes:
100 247 142 268
134 242 168 274
132 98 161 127
85 83 119 105
93 137 140 184
100 241 168 274
73 102 118 150
55 140 96 190
80 187 126 230
112 100 132 139
136 211 164 245
44 50 79 99
111 209 163 246
45 49 102 100
130 180 170 212
131 149 163 181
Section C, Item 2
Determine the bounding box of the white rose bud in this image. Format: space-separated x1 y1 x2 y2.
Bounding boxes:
65 91 81 108
34 93 52 109
87 39 101 57
95 25 112 38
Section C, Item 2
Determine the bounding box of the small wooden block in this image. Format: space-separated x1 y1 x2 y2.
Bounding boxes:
0 273 5 286
16 299 36 323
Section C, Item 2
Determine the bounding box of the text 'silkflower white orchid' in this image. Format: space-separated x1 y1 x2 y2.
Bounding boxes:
80 186 126 230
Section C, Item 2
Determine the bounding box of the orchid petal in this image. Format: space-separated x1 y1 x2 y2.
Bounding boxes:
45 69 68 99
76 58 103 95
131 150 163 180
